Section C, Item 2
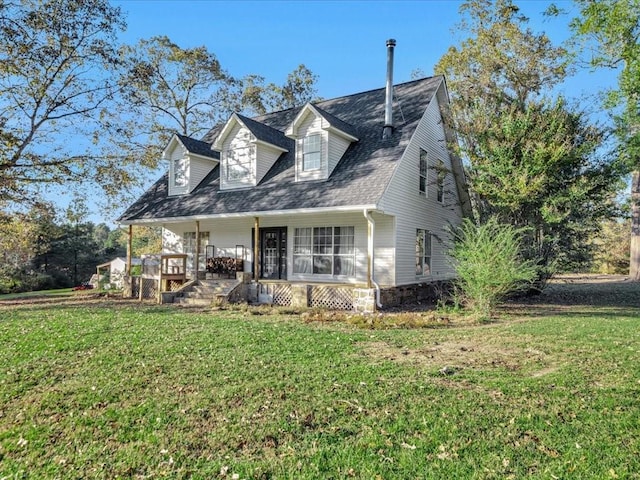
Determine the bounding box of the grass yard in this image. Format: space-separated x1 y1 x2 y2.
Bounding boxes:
0 276 638 479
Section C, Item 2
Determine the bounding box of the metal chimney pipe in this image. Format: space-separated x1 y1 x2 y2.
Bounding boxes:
383 38 396 139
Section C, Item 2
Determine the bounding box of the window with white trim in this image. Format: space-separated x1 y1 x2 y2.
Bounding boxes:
224 145 253 182
303 133 321 171
419 148 428 195
172 157 188 188
415 229 432 276
293 226 355 276
436 159 445 203
183 231 210 270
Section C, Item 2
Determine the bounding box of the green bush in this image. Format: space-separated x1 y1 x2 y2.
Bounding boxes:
130 265 142 276
449 217 538 321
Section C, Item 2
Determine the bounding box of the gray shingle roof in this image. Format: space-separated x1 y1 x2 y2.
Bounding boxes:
175 134 219 160
308 104 359 139
118 76 444 223
235 113 292 151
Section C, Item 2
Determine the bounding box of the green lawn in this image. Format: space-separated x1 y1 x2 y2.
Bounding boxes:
0 279 638 479
0 288 108 301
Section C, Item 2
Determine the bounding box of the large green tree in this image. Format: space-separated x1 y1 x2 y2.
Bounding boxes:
569 0 640 280
236 64 320 116
0 202 59 293
117 36 235 169
435 0 620 277
0 0 127 204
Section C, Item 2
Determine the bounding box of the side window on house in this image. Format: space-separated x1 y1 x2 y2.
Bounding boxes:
173 157 187 187
183 231 210 268
293 226 355 276
436 159 445 203
419 148 428 195
225 146 252 181
303 134 321 171
415 229 432 276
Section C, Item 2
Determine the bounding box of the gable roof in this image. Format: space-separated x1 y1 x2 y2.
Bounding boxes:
235 113 291 151
118 76 446 224
286 103 359 141
175 134 219 160
212 113 291 152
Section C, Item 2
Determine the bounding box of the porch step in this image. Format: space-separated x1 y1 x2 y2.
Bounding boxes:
174 297 215 306
174 279 240 306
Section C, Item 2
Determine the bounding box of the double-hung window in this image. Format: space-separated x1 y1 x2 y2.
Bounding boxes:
415 229 432 276
225 146 252 181
293 226 355 276
303 134 321 171
419 148 428 195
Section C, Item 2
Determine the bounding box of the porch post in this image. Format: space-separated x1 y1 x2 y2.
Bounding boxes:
254 216 260 282
127 225 133 275
195 220 200 280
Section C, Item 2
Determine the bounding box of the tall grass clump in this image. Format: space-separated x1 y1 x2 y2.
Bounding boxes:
449 217 538 321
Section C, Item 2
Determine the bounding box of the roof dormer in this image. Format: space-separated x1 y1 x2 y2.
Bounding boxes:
164 134 219 196
285 103 358 182
213 113 289 191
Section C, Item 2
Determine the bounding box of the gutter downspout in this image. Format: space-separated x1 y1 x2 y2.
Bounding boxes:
364 209 383 309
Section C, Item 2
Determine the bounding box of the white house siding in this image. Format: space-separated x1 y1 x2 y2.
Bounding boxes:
189 157 216 192
378 85 463 286
220 124 255 190
159 211 395 285
296 113 326 182
255 144 283 185
162 228 183 253
327 133 351 178
369 211 396 287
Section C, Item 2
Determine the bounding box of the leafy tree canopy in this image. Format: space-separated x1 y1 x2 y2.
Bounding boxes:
435 0 621 276
0 3 320 212
116 35 235 169
566 0 640 279
0 0 126 203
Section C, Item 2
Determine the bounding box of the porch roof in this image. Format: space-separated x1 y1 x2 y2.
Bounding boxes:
119 204 379 225
118 76 443 225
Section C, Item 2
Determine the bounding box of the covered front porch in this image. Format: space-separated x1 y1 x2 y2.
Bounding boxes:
121 208 394 311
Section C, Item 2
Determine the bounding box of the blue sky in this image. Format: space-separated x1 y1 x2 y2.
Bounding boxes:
113 0 598 100
71 0 614 225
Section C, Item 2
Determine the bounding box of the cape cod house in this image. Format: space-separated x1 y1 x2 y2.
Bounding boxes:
118 40 471 311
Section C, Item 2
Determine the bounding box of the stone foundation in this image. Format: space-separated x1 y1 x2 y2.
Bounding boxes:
353 288 377 313
291 284 309 308
380 280 453 308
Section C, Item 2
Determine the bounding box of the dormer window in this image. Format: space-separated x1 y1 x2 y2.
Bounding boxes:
303 134 321 171
286 103 359 183
164 134 219 196
173 157 188 188
225 145 253 182
214 113 290 191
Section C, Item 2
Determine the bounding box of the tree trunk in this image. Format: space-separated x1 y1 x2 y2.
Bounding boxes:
630 170 640 281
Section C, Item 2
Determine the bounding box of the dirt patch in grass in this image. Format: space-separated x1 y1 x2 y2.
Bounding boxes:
358 339 552 376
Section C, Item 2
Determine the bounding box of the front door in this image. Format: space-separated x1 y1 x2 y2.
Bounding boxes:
260 227 287 280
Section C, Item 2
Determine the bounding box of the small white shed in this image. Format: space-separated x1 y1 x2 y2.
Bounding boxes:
96 257 141 289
